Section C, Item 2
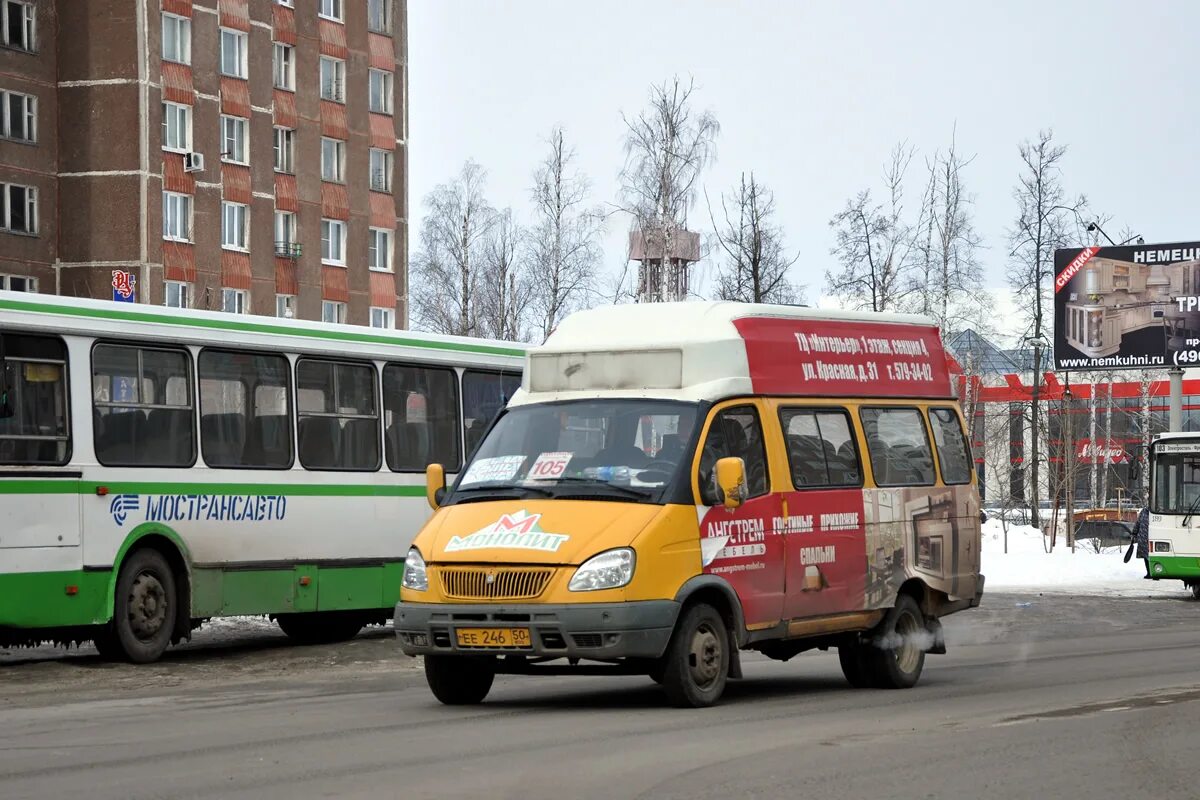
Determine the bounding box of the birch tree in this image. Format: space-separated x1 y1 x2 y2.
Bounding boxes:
826 143 917 312
619 76 719 302
526 127 604 341
1006 130 1088 528
410 161 495 336
478 208 529 342
707 172 801 304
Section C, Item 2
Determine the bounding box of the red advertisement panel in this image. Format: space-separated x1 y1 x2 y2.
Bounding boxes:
780 489 868 619
699 493 785 627
733 317 952 398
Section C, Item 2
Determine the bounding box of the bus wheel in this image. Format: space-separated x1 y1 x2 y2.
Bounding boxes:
867 595 926 690
838 642 872 688
659 602 729 708
275 612 365 644
96 549 177 663
424 655 496 705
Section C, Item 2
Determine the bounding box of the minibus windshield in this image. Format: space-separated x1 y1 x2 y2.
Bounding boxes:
1153 451 1200 514
450 399 698 504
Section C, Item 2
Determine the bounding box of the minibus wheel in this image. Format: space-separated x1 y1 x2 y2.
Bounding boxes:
867 595 925 689
95 548 177 663
660 603 729 708
424 655 496 705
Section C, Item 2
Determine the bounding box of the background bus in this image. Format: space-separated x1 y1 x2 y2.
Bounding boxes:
1148 432 1200 597
0 291 523 662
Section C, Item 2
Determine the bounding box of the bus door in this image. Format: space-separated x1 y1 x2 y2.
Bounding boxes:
778 406 867 619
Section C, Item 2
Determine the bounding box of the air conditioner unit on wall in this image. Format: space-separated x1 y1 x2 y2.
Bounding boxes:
184 152 205 172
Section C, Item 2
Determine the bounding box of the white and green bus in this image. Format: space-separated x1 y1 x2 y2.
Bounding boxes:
0 291 523 661
1149 432 1200 597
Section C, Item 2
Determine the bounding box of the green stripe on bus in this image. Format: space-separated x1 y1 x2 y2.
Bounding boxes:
1149 555 1200 579
0 570 110 628
0 297 526 358
0 480 426 497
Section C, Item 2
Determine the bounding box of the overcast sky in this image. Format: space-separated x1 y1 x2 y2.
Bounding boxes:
408 0 1199 327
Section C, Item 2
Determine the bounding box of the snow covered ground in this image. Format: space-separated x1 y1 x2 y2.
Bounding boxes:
981 519 1188 597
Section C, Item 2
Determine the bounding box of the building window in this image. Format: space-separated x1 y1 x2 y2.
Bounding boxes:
162 191 191 241
322 301 347 324
220 28 248 79
321 219 346 265
161 102 191 152
274 210 297 256
273 126 294 173
1 183 37 234
161 12 191 64
0 274 36 292
1 89 35 143
2 1 35 52
370 307 393 329
321 137 345 183
369 148 392 192
276 293 296 318
318 0 344 22
272 42 294 91
222 288 248 314
369 227 393 272
221 201 248 251
164 281 191 309
368 69 393 114
220 115 248 164
368 0 392 34
319 56 345 102
277 0 293 6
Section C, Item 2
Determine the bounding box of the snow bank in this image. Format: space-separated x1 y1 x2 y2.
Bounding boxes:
980 519 1184 596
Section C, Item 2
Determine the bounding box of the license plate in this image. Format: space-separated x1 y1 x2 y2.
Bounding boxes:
455 627 532 648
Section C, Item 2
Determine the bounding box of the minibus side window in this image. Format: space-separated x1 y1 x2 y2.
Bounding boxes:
859 407 935 487
697 406 769 504
928 407 972 485
779 407 861 488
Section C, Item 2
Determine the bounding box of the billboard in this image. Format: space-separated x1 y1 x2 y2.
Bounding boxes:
1053 240 1200 371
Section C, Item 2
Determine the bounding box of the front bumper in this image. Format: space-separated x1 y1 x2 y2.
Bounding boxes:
394 600 680 660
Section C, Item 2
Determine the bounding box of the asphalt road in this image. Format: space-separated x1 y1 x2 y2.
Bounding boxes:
2 591 1199 800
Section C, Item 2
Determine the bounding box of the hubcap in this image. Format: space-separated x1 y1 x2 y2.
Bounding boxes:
894 611 921 674
128 571 168 641
688 622 723 689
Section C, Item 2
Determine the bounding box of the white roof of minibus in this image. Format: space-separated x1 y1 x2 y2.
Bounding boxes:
0 290 525 366
511 301 943 405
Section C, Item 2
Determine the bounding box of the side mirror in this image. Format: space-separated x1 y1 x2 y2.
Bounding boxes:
426 463 446 511
715 456 747 509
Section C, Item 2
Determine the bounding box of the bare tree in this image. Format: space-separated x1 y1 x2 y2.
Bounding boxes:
1006 130 1088 528
410 161 495 336
826 143 918 312
909 132 986 334
707 172 802 304
619 76 719 302
525 127 604 341
478 208 529 342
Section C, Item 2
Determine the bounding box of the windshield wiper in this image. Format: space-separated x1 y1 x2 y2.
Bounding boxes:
1183 493 1200 528
535 476 654 499
452 482 554 501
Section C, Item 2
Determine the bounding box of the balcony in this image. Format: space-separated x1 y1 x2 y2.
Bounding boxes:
274 241 302 259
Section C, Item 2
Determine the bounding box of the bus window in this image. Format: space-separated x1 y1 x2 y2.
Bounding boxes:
296 359 379 471
779 408 861 488
928 407 972 485
0 333 70 465
859 407 935 487
462 370 520 455
92 344 194 467
697 406 769 504
199 350 293 469
383 363 460 472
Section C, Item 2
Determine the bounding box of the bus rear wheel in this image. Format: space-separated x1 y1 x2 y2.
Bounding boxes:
424 655 496 705
275 612 366 644
95 549 178 663
866 595 926 689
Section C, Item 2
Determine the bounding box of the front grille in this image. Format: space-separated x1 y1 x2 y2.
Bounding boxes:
571 633 603 648
438 566 554 601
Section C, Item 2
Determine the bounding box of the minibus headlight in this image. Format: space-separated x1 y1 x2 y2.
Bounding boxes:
569 548 635 592
402 548 428 591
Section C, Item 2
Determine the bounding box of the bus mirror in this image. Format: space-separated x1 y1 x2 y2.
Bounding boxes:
426 464 446 511
715 457 747 510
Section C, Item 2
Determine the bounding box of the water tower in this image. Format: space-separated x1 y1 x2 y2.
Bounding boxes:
629 226 701 303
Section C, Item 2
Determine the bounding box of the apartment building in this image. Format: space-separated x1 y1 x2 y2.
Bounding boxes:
0 0 408 327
